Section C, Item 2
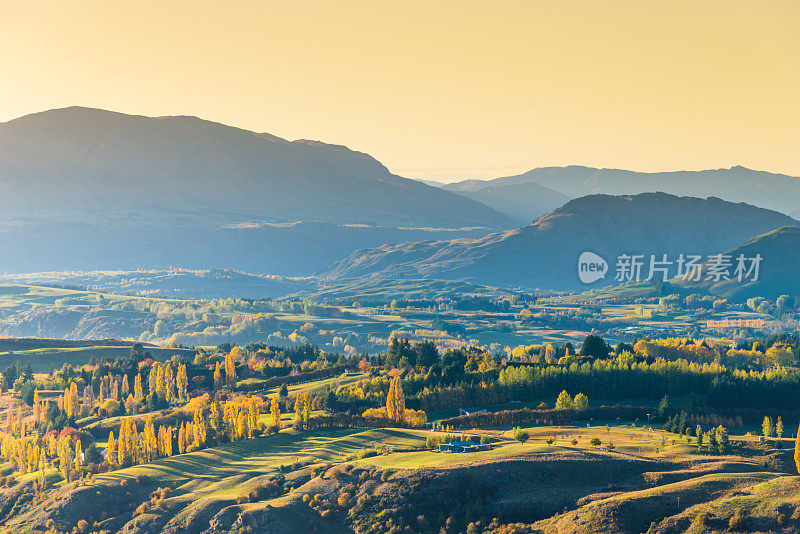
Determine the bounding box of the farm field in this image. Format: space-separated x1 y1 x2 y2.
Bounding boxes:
0 280 781 370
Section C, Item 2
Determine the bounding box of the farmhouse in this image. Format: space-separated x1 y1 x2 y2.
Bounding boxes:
459 407 489 416
438 440 492 453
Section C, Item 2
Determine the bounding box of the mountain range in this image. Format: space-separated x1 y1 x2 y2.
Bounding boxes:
3 106 800 293
440 165 800 223
321 193 799 291
0 107 512 274
0 106 512 228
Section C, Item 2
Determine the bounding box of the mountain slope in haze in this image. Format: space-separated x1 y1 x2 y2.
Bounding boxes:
442 165 800 222
672 226 800 301
320 193 799 290
0 220 496 276
0 269 316 299
447 181 570 224
0 106 513 228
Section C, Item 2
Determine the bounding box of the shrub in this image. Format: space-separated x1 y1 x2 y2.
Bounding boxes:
512 427 530 444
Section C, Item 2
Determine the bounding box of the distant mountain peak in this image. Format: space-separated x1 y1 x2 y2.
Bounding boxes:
0 106 515 230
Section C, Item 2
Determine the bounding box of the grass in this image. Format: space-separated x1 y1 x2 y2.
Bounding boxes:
95 427 428 495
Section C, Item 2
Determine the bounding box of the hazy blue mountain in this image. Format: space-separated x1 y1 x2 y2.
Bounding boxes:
321 193 799 291
0 107 516 275
672 226 800 301
447 181 570 224
0 106 514 228
441 165 800 222
0 269 316 299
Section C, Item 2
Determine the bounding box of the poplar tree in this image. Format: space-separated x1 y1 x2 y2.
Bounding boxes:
209 402 221 438
156 364 166 400
386 377 405 423
225 352 237 388
149 365 159 397
165 364 176 404
270 394 281 430
178 423 187 454
177 364 188 402
165 426 174 457
75 439 82 470
763 416 774 438
794 422 800 474
108 431 117 467
294 393 309 430
213 362 222 391
33 390 40 424
193 407 207 448
145 417 157 461
121 374 130 398
134 373 144 402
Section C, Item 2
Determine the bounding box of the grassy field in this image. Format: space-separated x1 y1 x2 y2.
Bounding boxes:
1 420 795 534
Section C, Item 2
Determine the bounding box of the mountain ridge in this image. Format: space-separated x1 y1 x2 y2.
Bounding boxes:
320 192 800 290
440 165 800 221
0 106 514 229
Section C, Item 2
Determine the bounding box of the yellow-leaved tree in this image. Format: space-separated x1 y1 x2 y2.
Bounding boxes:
134 373 144 403
177 364 188 402
386 377 405 424
270 394 281 430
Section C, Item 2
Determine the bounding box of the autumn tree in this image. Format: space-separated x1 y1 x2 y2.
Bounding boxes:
794 422 800 474
134 373 144 403
193 407 207 449
164 364 176 404
294 392 310 430
716 426 729 454
225 350 238 388
121 374 130 398
178 423 187 454
177 364 188 402
58 437 73 481
543 344 556 364
144 416 157 461
763 416 774 438
270 394 281 430
107 431 117 467
213 362 223 391
776 417 784 438
555 390 574 410
33 390 41 424
573 393 589 412
386 377 405 424
149 365 159 397
209 402 222 439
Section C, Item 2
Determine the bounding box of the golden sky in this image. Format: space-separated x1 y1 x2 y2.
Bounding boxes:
1 0 798 181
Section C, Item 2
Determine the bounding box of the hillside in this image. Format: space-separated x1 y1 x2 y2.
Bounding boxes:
288 277 523 305
321 193 799 291
442 165 800 222
0 107 514 275
0 107 512 228
672 226 800 301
